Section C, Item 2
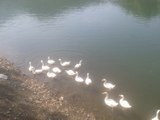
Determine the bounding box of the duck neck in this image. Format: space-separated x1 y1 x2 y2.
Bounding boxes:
87 73 89 78
121 96 124 101
105 94 108 99
76 72 79 77
59 59 62 64
41 61 44 66
156 110 160 117
32 70 36 74
103 79 107 83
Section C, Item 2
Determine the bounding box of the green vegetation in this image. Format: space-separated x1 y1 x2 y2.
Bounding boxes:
114 0 160 19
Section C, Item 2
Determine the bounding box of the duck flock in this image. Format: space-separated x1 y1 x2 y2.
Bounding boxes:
28 56 159 120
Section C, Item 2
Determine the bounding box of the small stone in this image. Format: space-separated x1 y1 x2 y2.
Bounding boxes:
0 74 8 80
6 111 10 114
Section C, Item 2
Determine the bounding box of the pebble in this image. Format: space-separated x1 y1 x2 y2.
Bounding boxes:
0 74 8 80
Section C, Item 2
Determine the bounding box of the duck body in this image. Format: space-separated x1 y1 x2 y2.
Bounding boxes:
59 59 70 66
47 71 56 78
102 92 118 109
74 60 82 69
104 97 118 108
75 72 84 82
102 78 115 90
119 95 132 109
65 70 76 76
33 69 43 74
152 109 160 120
52 67 61 73
41 60 50 70
47 56 55 65
85 73 92 85
29 62 35 72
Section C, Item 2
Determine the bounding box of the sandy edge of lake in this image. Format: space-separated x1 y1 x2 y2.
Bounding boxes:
0 57 96 120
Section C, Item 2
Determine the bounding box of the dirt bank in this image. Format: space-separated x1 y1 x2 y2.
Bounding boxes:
0 58 95 120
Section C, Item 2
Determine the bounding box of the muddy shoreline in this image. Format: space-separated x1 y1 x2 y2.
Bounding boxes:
0 58 95 120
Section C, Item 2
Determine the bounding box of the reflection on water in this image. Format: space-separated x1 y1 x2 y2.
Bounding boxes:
0 0 106 22
0 0 160 119
113 0 160 19
0 0 159 21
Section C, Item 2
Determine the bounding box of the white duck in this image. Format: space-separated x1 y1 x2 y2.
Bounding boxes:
41 60 50 70
29 62 35 72
119 95 132 109
65 70 76 76
102 92 118 109
75 71 84 82
47 70 56 78
47 56 55 65
52 67 61 73
59 59 70 66
85 73 92 85
74 60 82 69
33 68 43 74
102 78 115 90
152 109 160 120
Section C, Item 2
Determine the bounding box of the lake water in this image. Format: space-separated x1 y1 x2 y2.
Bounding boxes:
0 0 160 119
